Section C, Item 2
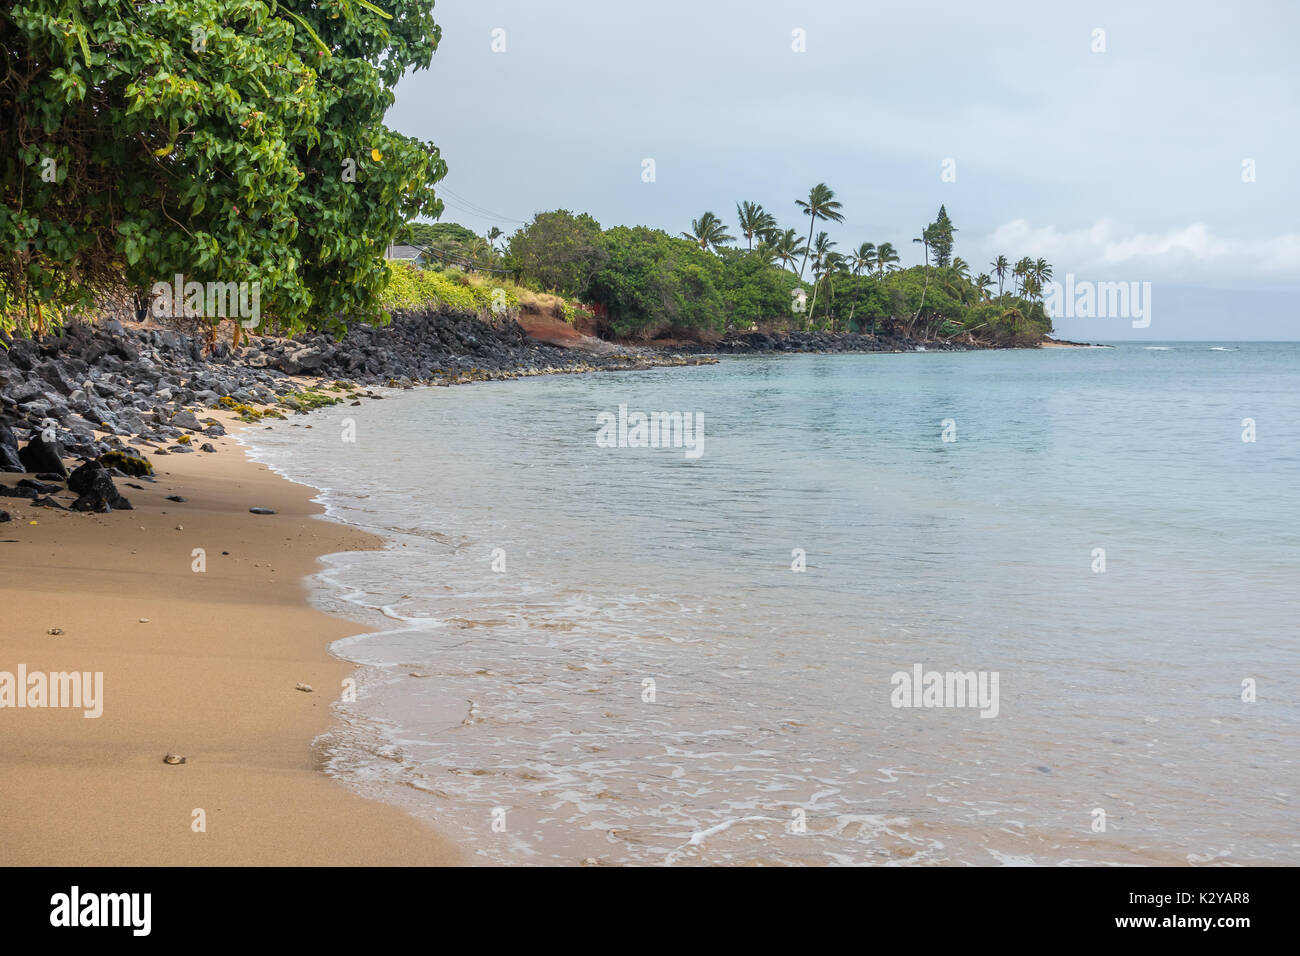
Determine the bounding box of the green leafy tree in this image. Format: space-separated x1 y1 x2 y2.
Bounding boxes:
1 0 448 336
505 209 606 294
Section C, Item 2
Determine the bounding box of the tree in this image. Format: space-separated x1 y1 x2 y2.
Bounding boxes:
794 183 845 279
1 0 448 337
1013 256 1033 296
850 242 876 276
974 272 994 301
1032 257 1053 301
736 201 776 251
990 255 1010 298
845 242 875 328
910 228 934 336
682 211 734 252
505 210 605 294
486 226 504 252
770 228 807 274
805 231 836 326
928 205 956 267
876 242 900 275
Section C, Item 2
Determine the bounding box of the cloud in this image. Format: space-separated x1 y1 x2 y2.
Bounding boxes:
982 220 1300 283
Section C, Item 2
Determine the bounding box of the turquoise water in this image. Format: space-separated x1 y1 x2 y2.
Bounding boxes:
247 343 1300 865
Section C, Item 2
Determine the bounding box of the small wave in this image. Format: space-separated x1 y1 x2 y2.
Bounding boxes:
1143 346 1172 351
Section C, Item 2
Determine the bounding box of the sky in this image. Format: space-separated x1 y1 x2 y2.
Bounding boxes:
388 0 1300 340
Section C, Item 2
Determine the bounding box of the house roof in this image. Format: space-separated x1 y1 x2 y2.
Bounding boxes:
385 244 426 260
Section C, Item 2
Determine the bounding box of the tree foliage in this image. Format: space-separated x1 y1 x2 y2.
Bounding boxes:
1 0 448 336
503 209 604 296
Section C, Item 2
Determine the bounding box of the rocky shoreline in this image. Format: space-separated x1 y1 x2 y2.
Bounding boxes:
660 328 985 355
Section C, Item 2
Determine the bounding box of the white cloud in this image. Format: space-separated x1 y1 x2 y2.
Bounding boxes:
982 220 1300 283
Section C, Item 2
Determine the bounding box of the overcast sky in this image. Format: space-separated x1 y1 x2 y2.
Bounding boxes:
389 0 1299 340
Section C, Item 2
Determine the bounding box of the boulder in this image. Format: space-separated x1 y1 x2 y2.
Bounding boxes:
18 434 67 478
68 461 132 513
0 423 23 472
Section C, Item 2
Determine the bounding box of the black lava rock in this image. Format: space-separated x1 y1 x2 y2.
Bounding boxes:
68 461 132 513
0 423 24 473
18 434 67 478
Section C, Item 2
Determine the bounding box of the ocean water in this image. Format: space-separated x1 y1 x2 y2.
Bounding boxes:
245 343 1300 866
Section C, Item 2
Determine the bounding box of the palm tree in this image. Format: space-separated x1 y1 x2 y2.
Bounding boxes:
771 228 807 274
821 251 848 331
752 240 779 268
806 232 836 325
875 242 899 276
682 212 734 252
1032 258 1053 300
952 257 970 281
795 183 845 279
974 272 994 302
990 255 1009 298
910 229 933 337
486 226 504 253
845 242 876 331
1013 256 1033 296
736 201 777 251
850 242 876 276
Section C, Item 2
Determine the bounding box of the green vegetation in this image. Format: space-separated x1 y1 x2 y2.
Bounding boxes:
2 0 447 338
98 450 153 476
492 193 1054 345
278 387 344 413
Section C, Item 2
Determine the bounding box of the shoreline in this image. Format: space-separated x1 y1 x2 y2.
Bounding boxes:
0 409 461 865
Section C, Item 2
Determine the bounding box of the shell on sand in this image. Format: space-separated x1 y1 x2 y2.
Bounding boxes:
163 753 186 765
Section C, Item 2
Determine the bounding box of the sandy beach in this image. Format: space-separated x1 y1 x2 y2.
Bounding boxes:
0 412 461 866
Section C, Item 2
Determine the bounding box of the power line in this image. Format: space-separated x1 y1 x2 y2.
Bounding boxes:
437 186 529 225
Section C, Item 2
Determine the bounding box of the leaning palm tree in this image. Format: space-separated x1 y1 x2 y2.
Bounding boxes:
910 229 933 337
682 212 734 252
736 201 777 251
795 183 845 278
1032 257 1053 299
951 257 970 281
990 255 1010 298
771 228 807 274
974 272 994 302
875 242 900 275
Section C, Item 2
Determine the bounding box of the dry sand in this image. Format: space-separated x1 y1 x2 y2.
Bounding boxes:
0 413 461 865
